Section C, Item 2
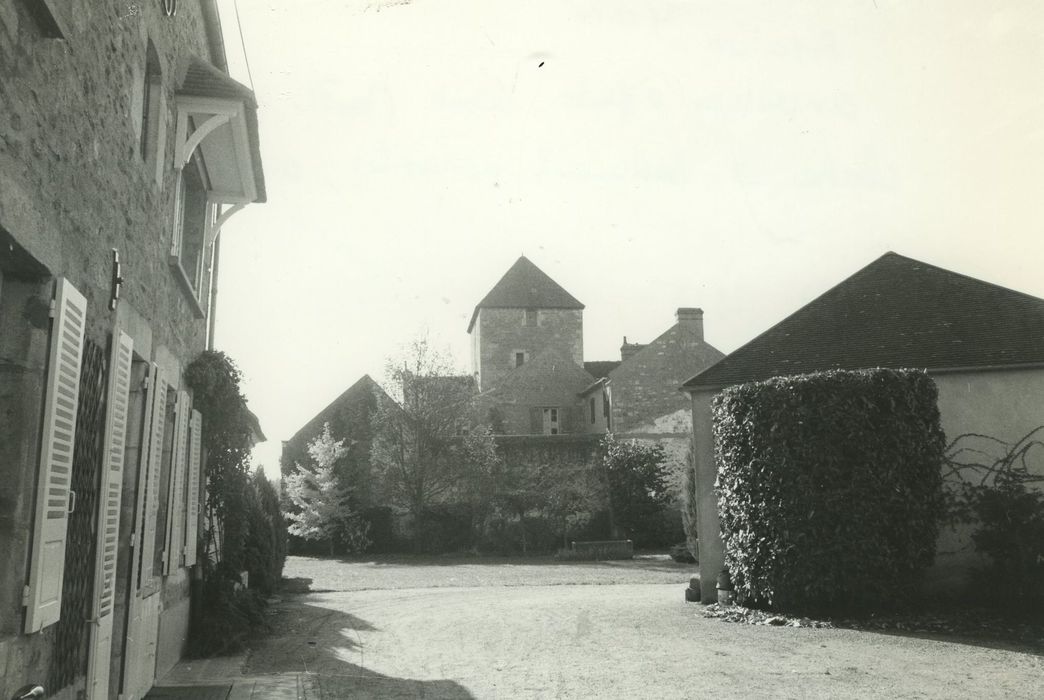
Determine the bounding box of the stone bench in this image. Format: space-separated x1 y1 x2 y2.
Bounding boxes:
570 539 634 560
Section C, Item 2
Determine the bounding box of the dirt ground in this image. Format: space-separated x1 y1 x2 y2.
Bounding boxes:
248 556 1044 699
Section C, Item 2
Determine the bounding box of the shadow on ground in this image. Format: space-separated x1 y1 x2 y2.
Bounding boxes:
831 612 1044 657
333 553 690 572
248 599 473 699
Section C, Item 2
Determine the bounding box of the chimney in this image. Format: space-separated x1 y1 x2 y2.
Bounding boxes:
676 307 704 340
620 336 646 362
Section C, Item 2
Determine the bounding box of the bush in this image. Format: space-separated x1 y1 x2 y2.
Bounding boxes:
713 368 945 612
601 434 673 548
944 428 1044 608
245 468 288 595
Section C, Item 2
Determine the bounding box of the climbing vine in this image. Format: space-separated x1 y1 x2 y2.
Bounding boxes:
184 351 286 656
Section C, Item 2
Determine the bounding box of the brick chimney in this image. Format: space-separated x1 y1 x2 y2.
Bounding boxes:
620 336 646 362
676 307 704 340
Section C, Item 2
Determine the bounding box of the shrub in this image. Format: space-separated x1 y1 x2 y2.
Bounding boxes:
944 428 1044 608
713 368 945 612
601 434 673 548
245 468 288 595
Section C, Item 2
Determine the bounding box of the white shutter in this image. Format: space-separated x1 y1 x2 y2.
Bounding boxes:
87 330 134 700
139 365 167 591
183 410 202 566
24 278 87 634
163 390 190 574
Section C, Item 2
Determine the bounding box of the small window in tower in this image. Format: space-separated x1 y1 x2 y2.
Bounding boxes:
525 308 537 326
590 397 596 424
515 352 526 368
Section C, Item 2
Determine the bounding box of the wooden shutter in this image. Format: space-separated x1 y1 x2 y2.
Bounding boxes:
87 330 134 699
24 278 87 634
183 410 202 566
163 390 190 574
138 365 167 591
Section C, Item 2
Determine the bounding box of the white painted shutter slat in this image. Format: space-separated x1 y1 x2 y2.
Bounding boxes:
183 410 202 566
87 330 134 700
163 391 190 574
139 366 167 590
24 278 87 634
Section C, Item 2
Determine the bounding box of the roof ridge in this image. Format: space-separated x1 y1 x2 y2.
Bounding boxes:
682 251 1044 389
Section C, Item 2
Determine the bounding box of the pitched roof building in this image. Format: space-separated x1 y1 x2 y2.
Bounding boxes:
682 252 1044 602
685 252 1044 390
470 256 724 444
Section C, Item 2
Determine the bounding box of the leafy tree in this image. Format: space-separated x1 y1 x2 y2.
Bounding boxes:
371 337 475 543
601 433 672 547
284 423 370 554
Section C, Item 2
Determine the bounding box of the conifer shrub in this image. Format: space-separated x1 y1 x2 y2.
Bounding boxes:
713 368 945 612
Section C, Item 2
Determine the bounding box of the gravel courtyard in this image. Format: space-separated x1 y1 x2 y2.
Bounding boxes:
245 556 1044 699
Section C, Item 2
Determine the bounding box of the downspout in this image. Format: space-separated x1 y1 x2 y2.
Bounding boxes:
207 235 221 350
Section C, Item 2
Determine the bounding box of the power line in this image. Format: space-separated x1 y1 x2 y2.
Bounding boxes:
232 0 255 94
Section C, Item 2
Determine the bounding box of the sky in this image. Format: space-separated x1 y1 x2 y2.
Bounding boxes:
211 0 1044 478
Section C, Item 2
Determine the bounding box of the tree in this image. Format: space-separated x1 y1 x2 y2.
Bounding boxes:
601 433 672 547
370 337 476 543
284 423 369 554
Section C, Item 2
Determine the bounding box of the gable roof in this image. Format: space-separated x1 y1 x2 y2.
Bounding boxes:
683 252 1044 390
285 374 385 449
468 256 584 332
584 360 621 379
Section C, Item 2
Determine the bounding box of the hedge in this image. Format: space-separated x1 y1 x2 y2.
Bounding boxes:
713 368 945 612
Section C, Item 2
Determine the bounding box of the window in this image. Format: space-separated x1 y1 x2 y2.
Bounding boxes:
170 152 211 316
590 397 596 424
525 308 538 326
542 407 560 435
140 41 163 175
515 352 526 368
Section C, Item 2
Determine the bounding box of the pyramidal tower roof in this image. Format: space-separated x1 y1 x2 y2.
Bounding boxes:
468 256 584 332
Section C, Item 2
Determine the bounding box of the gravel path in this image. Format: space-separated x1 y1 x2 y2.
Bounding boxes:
250 557 1043 699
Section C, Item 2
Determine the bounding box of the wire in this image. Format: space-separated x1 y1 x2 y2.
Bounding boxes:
232 0 255 94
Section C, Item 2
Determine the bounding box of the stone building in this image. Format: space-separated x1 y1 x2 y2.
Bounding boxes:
471 256 724 489
0 3 265 699
280 374 392 510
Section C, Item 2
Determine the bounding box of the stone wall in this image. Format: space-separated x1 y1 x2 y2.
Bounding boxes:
609 317 723 432
475 307 583 392
0 2 227 697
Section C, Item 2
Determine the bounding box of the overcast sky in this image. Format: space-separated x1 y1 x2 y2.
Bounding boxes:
212 0 1044 477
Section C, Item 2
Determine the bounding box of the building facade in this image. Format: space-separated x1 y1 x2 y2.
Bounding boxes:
471 257 724 493
0 2 265 698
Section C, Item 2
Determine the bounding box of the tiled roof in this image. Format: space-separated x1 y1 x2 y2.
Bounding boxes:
286 374 385 446
468 256 584 332
481 349 594 405
584 361 621 379
683 252 1044 390
178 57 257 105
177 57 267 203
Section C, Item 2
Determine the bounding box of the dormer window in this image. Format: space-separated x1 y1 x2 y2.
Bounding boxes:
169 57 266 318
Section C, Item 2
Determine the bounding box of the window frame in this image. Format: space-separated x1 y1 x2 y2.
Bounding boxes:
169 151 212 318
